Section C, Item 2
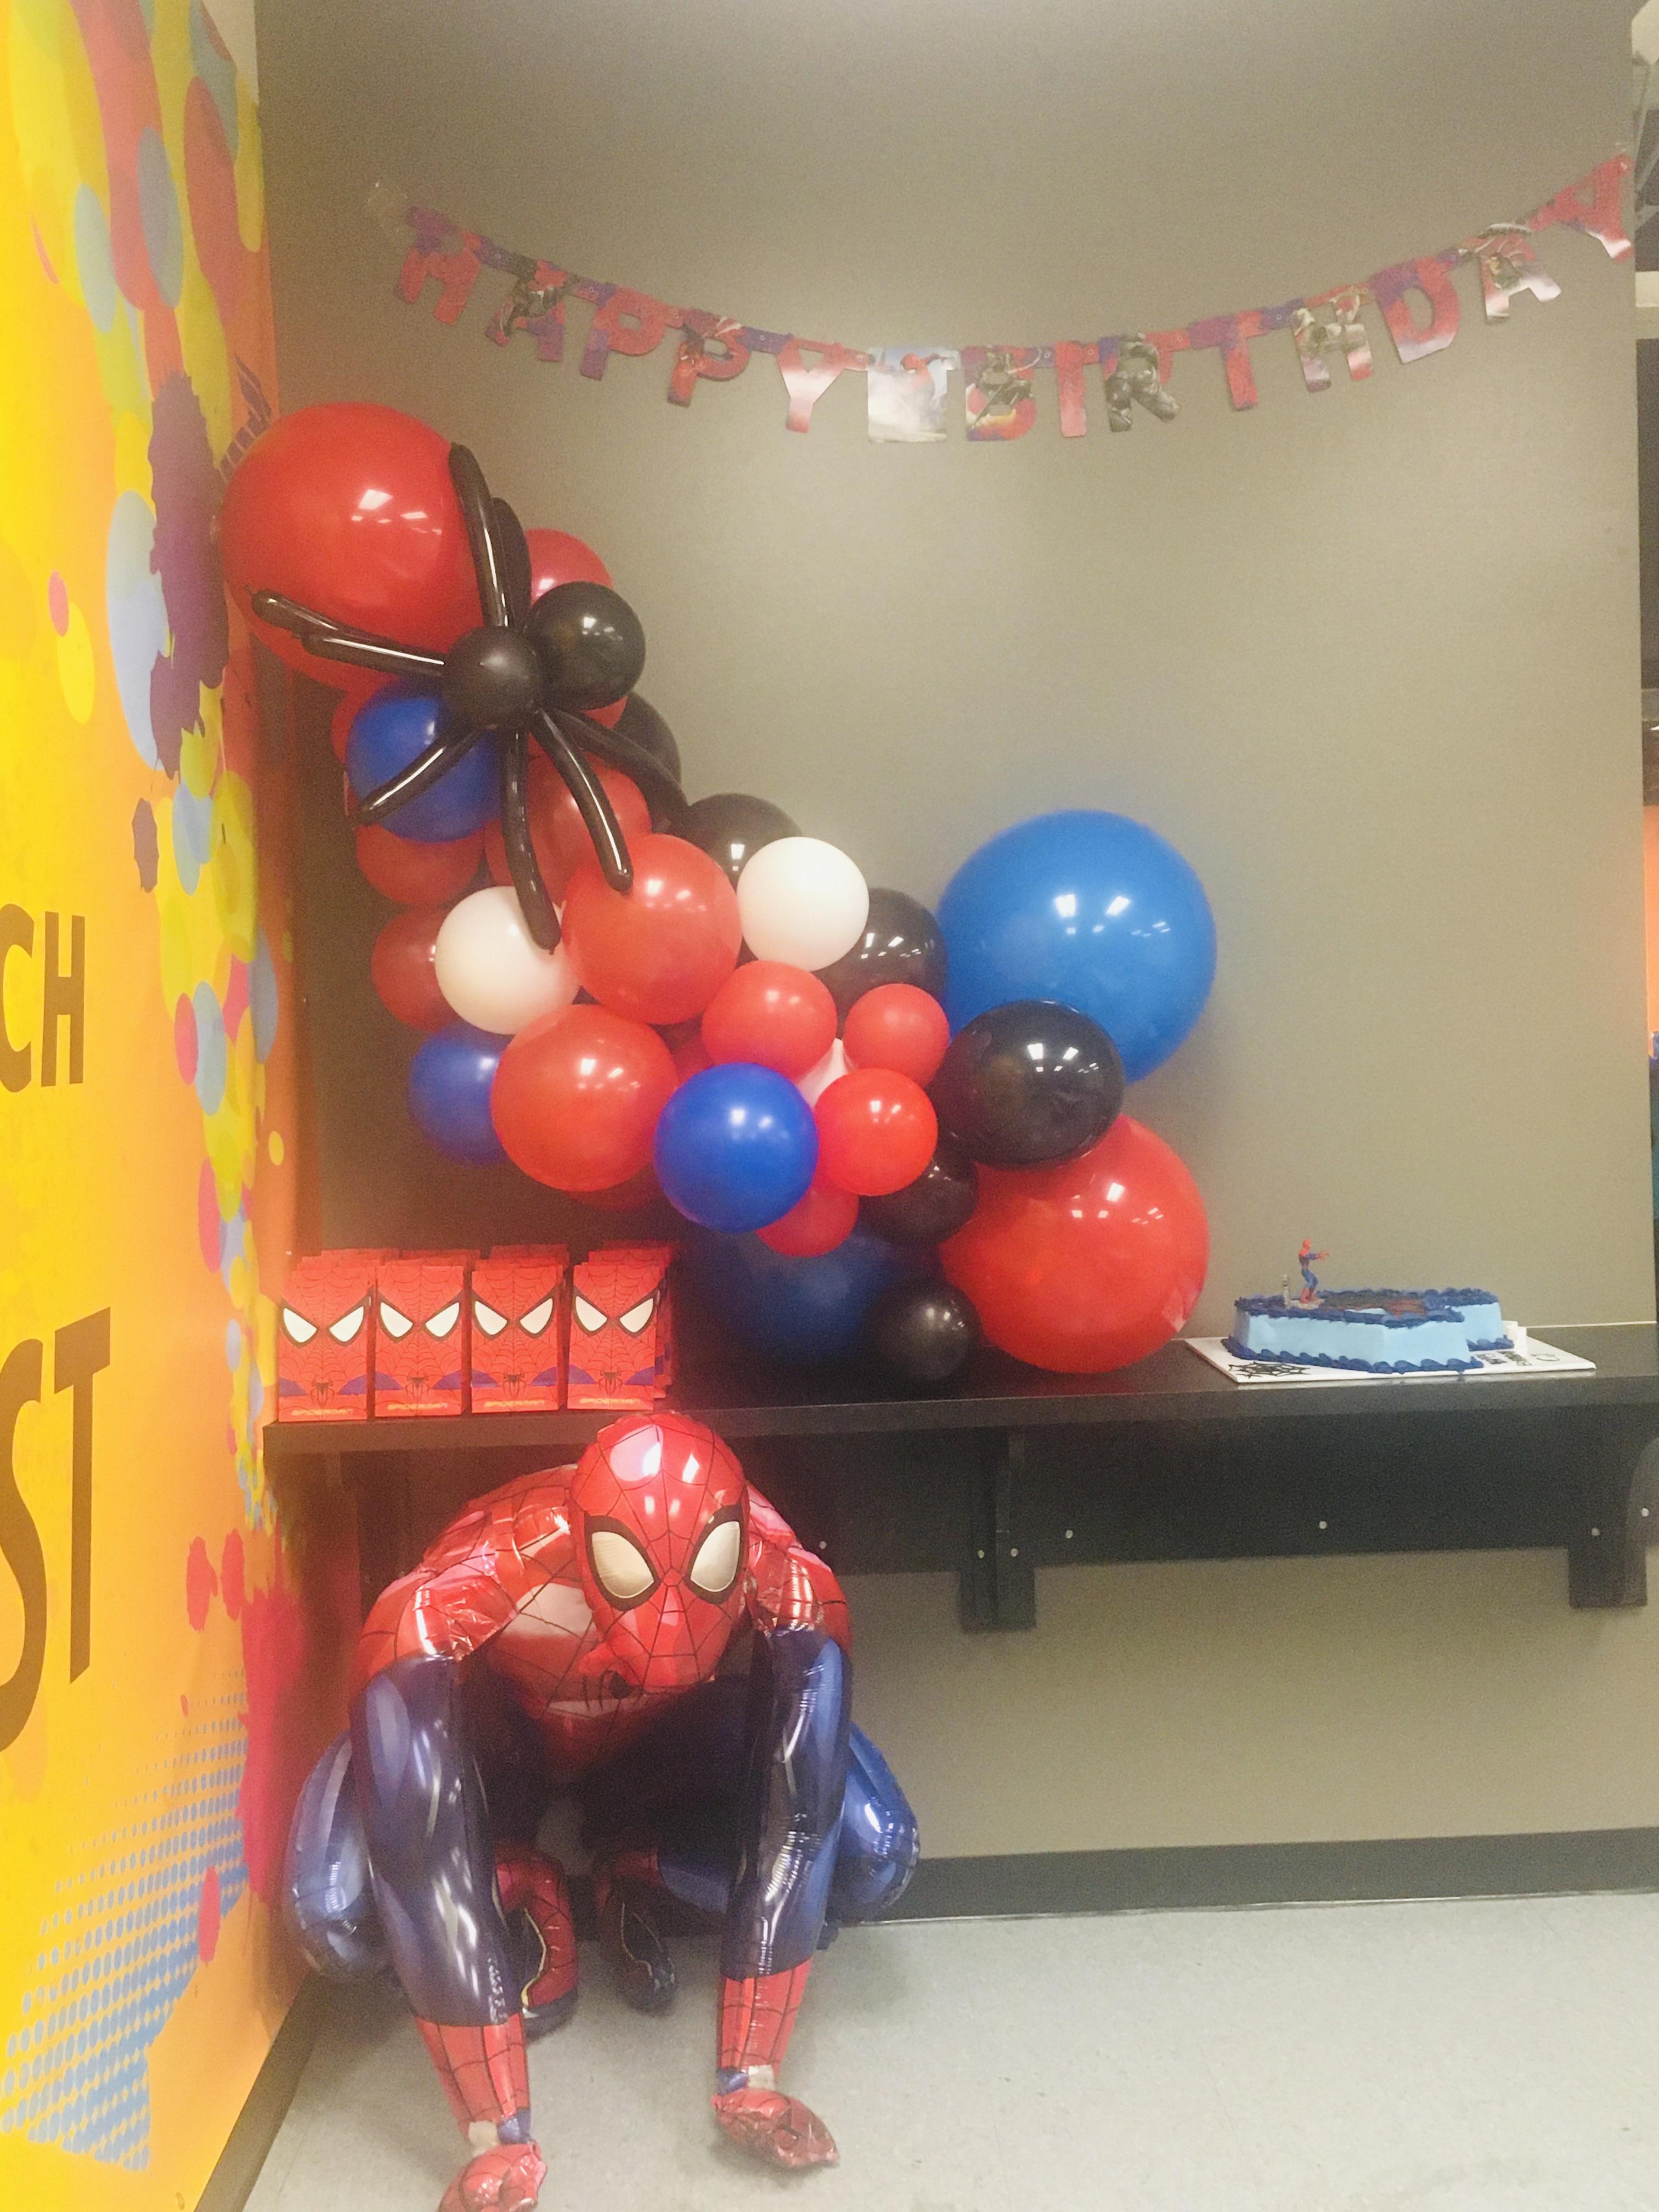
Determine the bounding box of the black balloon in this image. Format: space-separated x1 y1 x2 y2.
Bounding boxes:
441 624 542 729
683 792 800 887
526 582 647 712
931 1000 1124 1167
867 1279 980 1386
613 693 682 783
860 1136 979 1246
816 888 946 1019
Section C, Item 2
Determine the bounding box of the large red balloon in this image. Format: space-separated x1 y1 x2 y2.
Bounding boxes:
490 1005 676 1192
482 754 651 900
757 1175 859 1256
356 825 482 905
562 833 741 1025
702 961 837 1079
370 909 452 1030
842 983 950 1086
941 1114 1208 1373
815 1069 938 1197
220 404 479 676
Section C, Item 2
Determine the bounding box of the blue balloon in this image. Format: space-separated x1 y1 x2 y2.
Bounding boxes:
408 1022 508 1164
684 1225 922 1364
938 809 1215 1082
653 1062 819 1232
346 684 500 843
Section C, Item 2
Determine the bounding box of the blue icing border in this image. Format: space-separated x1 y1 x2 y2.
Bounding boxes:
1227 1286 1508 1373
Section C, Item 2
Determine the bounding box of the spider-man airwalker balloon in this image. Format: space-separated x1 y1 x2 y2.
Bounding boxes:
284 1412 919 2211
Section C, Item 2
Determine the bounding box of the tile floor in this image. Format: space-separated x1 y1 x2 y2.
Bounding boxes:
246 1893 1659 2212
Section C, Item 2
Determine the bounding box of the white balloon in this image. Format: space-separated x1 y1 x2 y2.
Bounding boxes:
735 836 869 972
434 886 578 1035
795 1037 848 1107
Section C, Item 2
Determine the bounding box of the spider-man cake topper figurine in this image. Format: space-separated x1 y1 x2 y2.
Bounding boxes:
244 441 690 950
284 1411 918 2211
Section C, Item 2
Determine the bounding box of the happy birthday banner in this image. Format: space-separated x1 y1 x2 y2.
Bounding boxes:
387 156 1632 444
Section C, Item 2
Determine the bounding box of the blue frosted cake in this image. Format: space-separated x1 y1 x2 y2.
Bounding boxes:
1226 1286 1509 1374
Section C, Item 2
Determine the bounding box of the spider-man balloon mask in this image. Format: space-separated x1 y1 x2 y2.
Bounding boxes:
572 1412 748 1694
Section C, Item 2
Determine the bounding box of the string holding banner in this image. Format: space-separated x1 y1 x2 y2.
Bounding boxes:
386 155 1632 444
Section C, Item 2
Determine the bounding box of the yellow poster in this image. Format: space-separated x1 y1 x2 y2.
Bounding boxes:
0 2 345 2204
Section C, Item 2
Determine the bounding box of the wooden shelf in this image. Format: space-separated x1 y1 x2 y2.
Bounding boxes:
266 1325 1659 1629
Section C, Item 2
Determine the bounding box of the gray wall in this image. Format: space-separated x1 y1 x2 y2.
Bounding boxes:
257 0 1657 1854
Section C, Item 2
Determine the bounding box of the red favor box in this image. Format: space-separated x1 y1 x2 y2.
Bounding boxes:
566 1244 675 1411
276 1252 379 1421
470 1245 569 1414
375 1255 471 1417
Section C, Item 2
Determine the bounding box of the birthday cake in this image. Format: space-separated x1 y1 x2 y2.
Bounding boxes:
1226 1249 1509 1374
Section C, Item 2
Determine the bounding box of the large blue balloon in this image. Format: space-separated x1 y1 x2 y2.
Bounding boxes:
938 810 1215 1082
346 684 500 844
654 1062 819 1232
408 1022 508 1164
684 1224 922 1364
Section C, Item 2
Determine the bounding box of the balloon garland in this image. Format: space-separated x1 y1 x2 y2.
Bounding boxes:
222 404 1216 1384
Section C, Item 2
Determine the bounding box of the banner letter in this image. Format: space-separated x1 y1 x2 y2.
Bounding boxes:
395 210 482 324
667 312 751 407
580 287 679 381
1368 255 1461 364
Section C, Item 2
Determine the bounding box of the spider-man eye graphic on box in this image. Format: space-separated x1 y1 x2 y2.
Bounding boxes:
276 1252 379 1420
471 1245 568 1413
376 1256 470 1416
567 1242 674 1410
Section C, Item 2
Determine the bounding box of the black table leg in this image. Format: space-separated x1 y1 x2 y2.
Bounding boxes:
1568 1409 1659 1609
961 1429 1037 1633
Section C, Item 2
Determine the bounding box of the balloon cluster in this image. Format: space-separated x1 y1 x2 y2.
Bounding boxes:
222 404 1215 1383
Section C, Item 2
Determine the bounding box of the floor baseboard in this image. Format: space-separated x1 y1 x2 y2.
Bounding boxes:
196 1976 329 2212
891 1827 1659 1921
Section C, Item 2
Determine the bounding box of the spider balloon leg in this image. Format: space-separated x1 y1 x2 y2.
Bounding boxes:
546 706 691 838
529 709 634 893
250 591 448 683
448 445 513 629
500 728 561 950
352 719 493 827
493 499 534 627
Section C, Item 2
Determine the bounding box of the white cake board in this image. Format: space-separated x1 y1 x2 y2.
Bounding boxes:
1186 1326 1595 1387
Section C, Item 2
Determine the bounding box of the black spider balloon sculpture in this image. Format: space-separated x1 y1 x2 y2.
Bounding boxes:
251 445 688 949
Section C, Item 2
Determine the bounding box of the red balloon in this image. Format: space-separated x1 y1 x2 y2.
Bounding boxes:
526 526 612 600
588 697 628 729
563 833 741 1025
219 403 479 676
815 1069 938 1198
370 908 452 1030
941 1114 1208 1374
491 1005 676 1192
356 825 482 905
842 984 951 1086
481 753 651 899
702 961 837 1079
757 1175 859 1257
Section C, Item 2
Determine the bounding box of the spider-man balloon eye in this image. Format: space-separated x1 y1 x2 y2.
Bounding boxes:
587 1522 657 1605
473 1299 509 1338
573 1295 606 1333
379 1301 414 1340
426 1301 461 1337
619 1295 656 1335
329 1302 367 1344
519 1296 555 1337
280 1308 317 1346
687 1511 742 1600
